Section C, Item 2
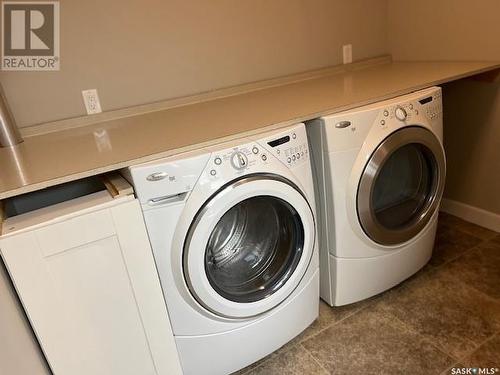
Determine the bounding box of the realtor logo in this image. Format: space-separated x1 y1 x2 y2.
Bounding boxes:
2 1 60 70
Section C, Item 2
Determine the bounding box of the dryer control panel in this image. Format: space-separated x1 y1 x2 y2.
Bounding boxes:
378 89 443 126
318 86 443 153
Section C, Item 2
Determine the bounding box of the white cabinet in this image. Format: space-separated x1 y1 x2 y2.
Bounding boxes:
0 176 182 375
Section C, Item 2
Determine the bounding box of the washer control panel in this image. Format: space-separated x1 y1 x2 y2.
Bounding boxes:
259 127 310 168
205 124 310 181
206 142 267 180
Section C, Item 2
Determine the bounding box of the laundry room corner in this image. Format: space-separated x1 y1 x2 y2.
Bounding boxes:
387 0 500 232
1 1 499 374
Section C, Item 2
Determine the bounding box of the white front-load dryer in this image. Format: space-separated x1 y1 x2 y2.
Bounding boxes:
123 123 319 375
307 86 446 306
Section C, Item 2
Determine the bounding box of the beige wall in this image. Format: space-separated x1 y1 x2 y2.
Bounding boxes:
388 0 500 215
441 79 500 214
387 0 500 61
0 260 50 375
0 0 388 128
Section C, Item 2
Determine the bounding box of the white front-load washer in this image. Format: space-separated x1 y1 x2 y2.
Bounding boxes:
123 123 319 375
307 86 446 306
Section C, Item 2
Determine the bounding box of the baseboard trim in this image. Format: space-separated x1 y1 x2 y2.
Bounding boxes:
440 198 500 232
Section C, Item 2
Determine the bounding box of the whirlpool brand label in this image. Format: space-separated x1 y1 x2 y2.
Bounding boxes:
2 1 60 71
146 172 169 182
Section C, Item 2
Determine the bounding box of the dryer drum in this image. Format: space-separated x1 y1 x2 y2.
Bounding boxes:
357 126 446 245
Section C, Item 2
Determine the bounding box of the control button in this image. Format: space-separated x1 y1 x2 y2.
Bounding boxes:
230 151 248 170
395 106 408 121
409 104 414 110
292 133 297 139
276 149 280 154
415 109 419 115
261 154 267 161
335 121 351 129
292 155 296 161
214 157 222 165
287 157 291 163
252 147 259 154
383 110 389 117
297 153 300 159
380 120 385 126
210 169 216 176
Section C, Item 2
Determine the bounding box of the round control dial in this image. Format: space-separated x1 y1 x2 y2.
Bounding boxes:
230 151 248 170
395 106 408 121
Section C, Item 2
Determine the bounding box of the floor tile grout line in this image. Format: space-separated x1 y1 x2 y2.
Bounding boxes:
238 299 377 374
440 362 461 375
236 340 332 375
234 343 292 375
425 218 496 271
380 240 500 364
305 298 458 375
430 232 492 270
439 333 500 375
434 255 500 307
380 303 459 364
429 244 480 269
438 217 499 241
380 270 499 363
297 299 376 346
298 342 331 375
455 280 500 306
236 355 269 375
451 331 499 367
428 230 500 305
437 218 498 243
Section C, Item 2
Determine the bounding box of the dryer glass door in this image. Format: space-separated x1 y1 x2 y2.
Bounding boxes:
183 175 315 318
357 127 445 245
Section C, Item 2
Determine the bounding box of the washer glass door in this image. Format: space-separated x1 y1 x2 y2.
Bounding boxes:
184 175 315 318
357 127 445 245
205 196 302 303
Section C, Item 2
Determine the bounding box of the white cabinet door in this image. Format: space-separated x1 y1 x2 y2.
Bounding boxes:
0 198 182 375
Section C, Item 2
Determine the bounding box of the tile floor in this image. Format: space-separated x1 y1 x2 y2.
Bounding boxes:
234 213 500 375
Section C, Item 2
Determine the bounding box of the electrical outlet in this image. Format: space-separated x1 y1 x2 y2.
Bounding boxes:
82 89 102 115
343 44 352 64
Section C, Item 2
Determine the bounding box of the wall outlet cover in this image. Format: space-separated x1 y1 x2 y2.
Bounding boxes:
343 44 353 64
82 89 102 115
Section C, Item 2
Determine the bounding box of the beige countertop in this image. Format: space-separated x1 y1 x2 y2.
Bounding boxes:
1 58 499 200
